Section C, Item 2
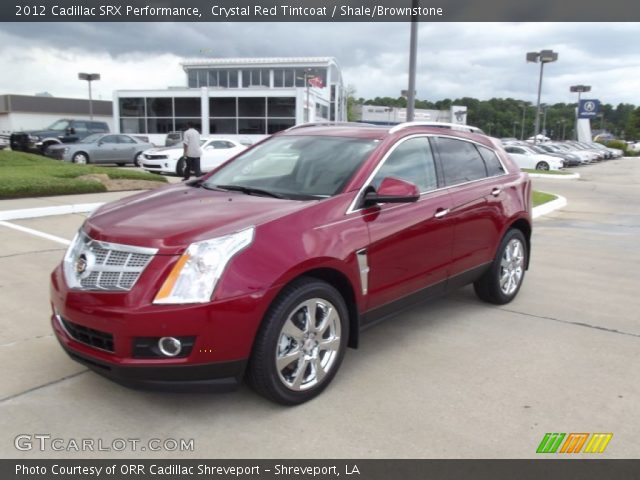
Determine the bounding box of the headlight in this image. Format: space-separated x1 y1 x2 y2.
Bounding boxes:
153 227 254 304
29 135 40 141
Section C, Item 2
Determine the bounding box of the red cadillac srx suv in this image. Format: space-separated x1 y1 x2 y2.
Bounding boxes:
51 122 532 405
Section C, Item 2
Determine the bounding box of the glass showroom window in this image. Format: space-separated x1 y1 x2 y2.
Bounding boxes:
146 97 173 117
174 98 201 117
120 98 145 117
147 118 174 134
120 118 145 134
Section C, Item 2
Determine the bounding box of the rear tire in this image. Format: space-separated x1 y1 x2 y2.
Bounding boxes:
247 278 349 405
535 161 550 171
474 229 527 305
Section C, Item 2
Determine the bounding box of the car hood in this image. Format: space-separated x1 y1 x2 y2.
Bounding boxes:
16 129 61 137
145 146 181 155
84 183 313 252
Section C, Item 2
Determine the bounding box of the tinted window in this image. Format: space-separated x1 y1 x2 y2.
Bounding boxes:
210 141 233 149
268 97 296 117
210 98 236 117
101 135 119 144
90 122 109 133
174 98 201 117
238 97 265 117
436 137 487 185
210 119 236 134
372 137 437 192
119 98 145 117
146 98 172 117
477 146 505 176
72 121 88 133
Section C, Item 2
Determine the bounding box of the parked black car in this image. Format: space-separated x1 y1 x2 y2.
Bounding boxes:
10 119 109 154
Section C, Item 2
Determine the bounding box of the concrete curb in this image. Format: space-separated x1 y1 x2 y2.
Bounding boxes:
1 193 567 223
0 202 103 221
532 194 567 219
527 172 580 180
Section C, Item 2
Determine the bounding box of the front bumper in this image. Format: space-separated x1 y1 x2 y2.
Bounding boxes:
57 340 246 392
50 263 279 393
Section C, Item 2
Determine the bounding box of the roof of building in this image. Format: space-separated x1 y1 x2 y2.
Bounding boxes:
0 94 112 115
181 57 339 69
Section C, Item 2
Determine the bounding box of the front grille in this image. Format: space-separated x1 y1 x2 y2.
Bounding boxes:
60 317 114 353
142 163 161 169
64 232 158 292
10 133 28 150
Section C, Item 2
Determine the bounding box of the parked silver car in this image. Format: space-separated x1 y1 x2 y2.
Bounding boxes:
45 134 155 166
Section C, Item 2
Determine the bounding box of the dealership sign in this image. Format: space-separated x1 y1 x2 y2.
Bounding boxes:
578 99 600 118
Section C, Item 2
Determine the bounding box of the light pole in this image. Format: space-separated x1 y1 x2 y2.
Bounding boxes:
406 0 419 122
541 104 548 138
526 50 558 144
78 73 100 120
569 84 590 140
519 103 527 140
513 121 519 138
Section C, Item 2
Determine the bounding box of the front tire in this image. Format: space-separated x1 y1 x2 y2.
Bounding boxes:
134 152 143 167
176 158 186 177
474 229 527 305
72 152 89 165
247 278 349 405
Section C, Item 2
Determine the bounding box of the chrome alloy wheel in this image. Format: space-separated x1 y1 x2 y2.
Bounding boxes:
72 153 88 164
500 238 525 295
275 298 342 391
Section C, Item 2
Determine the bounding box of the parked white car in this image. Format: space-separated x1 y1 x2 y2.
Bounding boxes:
504 145 564 171
141 137 249 176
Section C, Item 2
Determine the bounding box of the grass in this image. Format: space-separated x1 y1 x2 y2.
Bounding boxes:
522 168 573 175
532 190 557 207
0 150 166 199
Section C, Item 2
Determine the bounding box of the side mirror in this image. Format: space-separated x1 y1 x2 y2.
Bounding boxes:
363 177 420 207
66 127 76 135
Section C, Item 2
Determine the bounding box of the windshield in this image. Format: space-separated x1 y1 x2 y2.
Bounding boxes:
202 135 378 199
47 120 69 131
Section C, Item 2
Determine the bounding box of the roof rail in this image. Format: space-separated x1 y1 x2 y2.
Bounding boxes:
389 121 485 135
286 121 377 131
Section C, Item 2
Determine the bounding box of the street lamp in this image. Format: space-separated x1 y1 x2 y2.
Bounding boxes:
526 49 558 144
570 85 590 140
78 73 100 120
296 68 314 122
513 120 519 138
518 102 528 140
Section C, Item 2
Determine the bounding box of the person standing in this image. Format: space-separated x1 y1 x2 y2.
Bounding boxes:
182 122 203 180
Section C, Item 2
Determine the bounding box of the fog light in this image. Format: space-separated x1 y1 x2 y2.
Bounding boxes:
158 337 182 357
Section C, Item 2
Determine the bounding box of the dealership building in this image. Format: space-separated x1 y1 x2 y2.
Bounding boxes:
114 57 346 143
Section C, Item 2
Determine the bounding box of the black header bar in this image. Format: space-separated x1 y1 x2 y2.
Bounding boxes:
3 0 640 22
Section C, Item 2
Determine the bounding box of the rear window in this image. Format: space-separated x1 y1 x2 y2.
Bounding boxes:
435 137 487 185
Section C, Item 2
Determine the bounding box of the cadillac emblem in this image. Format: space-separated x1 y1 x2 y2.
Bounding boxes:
74 252 94 278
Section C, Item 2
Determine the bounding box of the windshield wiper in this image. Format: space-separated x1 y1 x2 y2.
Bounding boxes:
215 184 285 199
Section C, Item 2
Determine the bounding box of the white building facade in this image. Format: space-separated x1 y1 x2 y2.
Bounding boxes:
114 57 346 144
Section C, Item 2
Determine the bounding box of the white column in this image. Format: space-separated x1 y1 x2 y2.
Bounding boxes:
200 87 209 135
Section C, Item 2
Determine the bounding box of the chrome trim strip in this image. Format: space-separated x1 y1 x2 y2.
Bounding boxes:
345 133 509 215
356 248 370 295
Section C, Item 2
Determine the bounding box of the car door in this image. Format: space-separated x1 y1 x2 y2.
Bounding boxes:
432 136 507 282
91 135 120 163
115 135 137 162
359 136 454 312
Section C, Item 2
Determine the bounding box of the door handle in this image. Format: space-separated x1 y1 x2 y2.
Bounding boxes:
434 208 449 219
491 187 502 197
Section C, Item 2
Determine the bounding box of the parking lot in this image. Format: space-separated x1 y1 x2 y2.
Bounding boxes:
1 158 639 459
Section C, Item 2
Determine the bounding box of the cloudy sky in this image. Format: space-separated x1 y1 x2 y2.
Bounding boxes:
0 22 638 106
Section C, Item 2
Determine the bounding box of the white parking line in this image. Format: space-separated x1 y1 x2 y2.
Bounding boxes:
0 202 103 221
0 221 70 246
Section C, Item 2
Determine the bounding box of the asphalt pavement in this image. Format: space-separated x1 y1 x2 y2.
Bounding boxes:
0 159 638 459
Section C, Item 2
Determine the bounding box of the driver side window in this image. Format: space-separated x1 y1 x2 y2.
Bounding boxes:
371 137 437 193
